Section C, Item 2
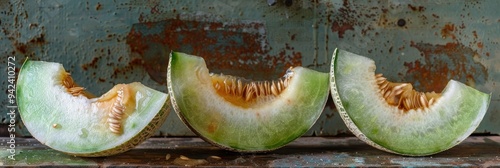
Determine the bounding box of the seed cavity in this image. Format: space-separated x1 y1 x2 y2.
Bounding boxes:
61 72 85 96
211 67 294 104
375 73 441 111
108 87 126 134
59 72 137 135
93 84 135 135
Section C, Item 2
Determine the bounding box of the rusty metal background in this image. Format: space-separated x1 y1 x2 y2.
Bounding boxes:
1 0 498 137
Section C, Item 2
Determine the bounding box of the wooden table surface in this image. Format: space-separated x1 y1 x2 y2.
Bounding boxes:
1 136 499 167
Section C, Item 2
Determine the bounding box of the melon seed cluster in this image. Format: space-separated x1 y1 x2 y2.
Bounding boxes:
61 72 85 96
375 73 441 111
210 67 294 102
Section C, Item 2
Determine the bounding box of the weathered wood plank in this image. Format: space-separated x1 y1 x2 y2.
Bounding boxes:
1 136 499 167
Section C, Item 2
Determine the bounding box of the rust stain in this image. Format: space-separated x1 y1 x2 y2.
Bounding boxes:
404 42 488 92
14 42 28 54
126 17 301 84
127 28 149 55
330 0 358 38
137 13 155 28
111 57 143 79
81 56 100 71
95 2 102 11
440 23 456 40
407 4 425 12
80 47 144 81
377 8 392 28
13 33 46 55
29 34 46 44
459 23 466 29
150 4 160 14
332 21 354 38
477 42 483 49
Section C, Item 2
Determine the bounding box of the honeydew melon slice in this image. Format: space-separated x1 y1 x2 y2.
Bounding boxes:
330 48 490 156
16 60 170 157
167 52 329 152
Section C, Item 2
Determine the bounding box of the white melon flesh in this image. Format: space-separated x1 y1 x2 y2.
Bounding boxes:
330 48 490 156
16 60 170 157
167 52 329 152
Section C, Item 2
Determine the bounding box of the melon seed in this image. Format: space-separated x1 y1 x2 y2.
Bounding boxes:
207 155 222 162
61 72 86 96
173 156 208 166
180 155 190 160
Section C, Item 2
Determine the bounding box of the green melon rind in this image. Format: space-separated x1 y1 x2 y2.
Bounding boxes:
16 60 170 157
167 52 329 152
330 48 490 156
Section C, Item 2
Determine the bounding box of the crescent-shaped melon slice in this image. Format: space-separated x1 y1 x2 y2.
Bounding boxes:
167 52 329 152
330 48 490 156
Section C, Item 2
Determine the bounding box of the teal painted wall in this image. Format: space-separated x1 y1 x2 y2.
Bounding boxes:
1 0 498 136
